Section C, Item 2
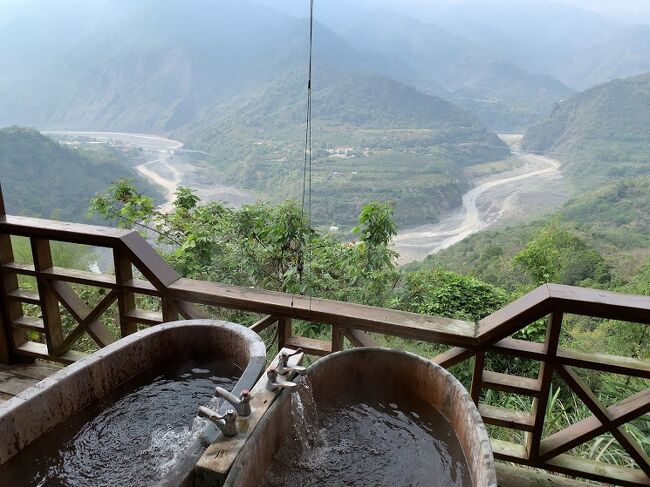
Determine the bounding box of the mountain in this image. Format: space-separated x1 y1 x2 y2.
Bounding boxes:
556 25 650 90
183 69 510 227
0 0 409 132
341 12 574 130
0 127 157 222
523 73 650 189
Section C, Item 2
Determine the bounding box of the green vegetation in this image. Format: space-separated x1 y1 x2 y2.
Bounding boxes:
0 127 159 222
184 69 509 228
523 73 650 190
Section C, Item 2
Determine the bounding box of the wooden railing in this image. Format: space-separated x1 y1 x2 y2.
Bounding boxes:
0 195 648 485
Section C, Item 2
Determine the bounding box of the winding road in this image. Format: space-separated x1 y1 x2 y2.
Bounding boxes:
393 136 563 264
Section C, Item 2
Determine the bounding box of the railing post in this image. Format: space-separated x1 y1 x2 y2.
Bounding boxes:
528 311 563 461
470 351 486 405
331 325 344 352
113 249 137 336
31 238 64 354
277 316 291 350
161 298 179 322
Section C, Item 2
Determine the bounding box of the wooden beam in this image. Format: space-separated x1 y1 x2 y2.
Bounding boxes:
249 315 278 334
0 233 24 363
113 248 136 336
343 328 379 348
284 336 332 356
0 215 129 246
432 347 474 369
545 454 650 487
479 404 535 431
471 351 485 404
167 278 478 347
478 285 552 345
540 387 650 462
331 325 344 352
495 462 599 487
30 239 64 354
482 371 541 397
119 232 180 289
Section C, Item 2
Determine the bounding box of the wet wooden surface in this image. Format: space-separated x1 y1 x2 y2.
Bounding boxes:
0 360 62 403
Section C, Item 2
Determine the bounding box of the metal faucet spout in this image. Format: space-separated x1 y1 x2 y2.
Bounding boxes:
197 406 238 437
215 387 252 417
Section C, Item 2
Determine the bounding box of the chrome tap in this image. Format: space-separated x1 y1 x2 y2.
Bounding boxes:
276 348 306 376
215 387 252 417
197 406 238 437
266 366 297 391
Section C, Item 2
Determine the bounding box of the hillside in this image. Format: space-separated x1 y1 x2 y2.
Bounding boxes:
0 127 157 222
557 25 650 90
414 176 650 288
523 73 650 189
184 69 510 227
342 12 574 131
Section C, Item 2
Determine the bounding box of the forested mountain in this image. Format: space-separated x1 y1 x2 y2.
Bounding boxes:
0 0 408 132
184 69 509 227
523 73 650 189
0 127 157 222
341 12 574 130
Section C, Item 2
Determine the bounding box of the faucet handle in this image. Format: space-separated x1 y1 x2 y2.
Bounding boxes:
214 387 253 417
267 366 297 391
281 348 303 358
197 406 238 437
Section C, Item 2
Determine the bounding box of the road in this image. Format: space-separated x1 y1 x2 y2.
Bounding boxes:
393 135 565 264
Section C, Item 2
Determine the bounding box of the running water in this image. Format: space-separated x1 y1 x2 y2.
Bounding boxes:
290 378 323 450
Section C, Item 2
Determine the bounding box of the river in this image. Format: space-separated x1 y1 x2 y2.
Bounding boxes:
44 131 567 266
393 134 567 264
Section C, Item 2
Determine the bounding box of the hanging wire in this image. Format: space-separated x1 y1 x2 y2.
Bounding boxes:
292 0 315 308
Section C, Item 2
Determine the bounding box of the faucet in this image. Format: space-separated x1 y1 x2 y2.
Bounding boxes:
215 387 252 417
276 348 306 376
197 406 238 437
266 366 297 391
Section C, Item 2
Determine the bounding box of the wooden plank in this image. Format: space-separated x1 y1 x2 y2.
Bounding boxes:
31 239 64 353
113 248 137 336
126 309 163 325
478 285 552 345
490 338 547 360
529 312 563 460
168 278 478 347
482 371 541 397
7 288 40 305
285 336 332 356
558 348 650 379
0 215 129 246
548 283 650 325
161 298 179 323
545 454 650 487
331 326 344 352
432 347 474 369
11 316 45 332
0 360 61 380
490 439 529 463
495 462 600 487
195 349 305 485
3 262 118 288
249 315 277 334
175 300 207 320
479 404 535 431
343 328 379 348
0 371 40 396
14 341 86 364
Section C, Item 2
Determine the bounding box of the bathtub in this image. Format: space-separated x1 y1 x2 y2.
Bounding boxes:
225 348 497 487
0 319 266 484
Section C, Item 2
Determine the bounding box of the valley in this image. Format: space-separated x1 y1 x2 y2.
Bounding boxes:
393 134 568 264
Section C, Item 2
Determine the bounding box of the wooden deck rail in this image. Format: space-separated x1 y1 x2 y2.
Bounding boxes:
0 207 648 486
